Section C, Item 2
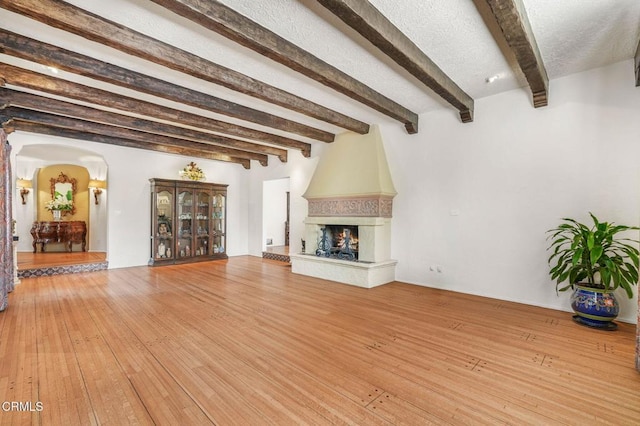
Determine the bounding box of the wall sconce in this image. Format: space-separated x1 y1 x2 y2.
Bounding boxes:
88 179 107 205
16 179 32 205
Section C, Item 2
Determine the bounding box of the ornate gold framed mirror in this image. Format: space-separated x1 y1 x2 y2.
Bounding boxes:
50 172 77 216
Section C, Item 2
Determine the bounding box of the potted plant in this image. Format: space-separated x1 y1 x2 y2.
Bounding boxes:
45 193 73 220
547 213 639 329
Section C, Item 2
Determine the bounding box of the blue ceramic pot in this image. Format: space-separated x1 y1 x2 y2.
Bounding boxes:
570 284 619 328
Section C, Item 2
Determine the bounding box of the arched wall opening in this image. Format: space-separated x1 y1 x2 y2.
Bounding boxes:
13 144 108 257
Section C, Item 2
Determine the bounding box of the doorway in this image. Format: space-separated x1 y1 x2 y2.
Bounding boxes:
262 177 290 262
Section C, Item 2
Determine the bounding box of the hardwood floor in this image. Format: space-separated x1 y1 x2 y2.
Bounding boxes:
1 256 638 425
17 251 107 269
16 251 109 279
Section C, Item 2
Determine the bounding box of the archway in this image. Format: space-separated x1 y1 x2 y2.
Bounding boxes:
13 144 108 270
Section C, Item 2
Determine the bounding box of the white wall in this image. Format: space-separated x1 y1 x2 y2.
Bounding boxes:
379 60 640 323
9 133 249 268
262 178 290 248
88 191 109 252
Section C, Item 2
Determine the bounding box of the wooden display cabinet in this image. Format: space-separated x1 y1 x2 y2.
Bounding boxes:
149 178 228 266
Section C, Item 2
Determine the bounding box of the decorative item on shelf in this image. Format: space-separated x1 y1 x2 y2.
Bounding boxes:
88 179 107 204
547 212 639 329
179 161 206 181
16 178 32 204
158 222 171 237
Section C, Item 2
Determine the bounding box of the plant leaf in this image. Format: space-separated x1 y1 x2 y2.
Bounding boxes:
572 248 584 266
590 245 604 265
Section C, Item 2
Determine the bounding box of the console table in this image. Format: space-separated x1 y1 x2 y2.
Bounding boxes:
30 221 87 253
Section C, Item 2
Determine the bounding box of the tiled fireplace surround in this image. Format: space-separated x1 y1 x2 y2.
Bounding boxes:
290 126 397 288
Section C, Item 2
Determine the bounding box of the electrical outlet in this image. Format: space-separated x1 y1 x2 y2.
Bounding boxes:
266 238 273 245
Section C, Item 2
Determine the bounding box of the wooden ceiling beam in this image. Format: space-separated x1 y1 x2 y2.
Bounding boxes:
1 0 367 136
0 31 330 143
316 0 474 123
149 0 419 133
472 0 549 107
0 29 327 146
0 64 312 157
3 120 251 169
0 107 266 167
0 88 287 163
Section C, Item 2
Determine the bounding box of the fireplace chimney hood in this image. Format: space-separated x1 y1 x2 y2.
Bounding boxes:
303 125 396 217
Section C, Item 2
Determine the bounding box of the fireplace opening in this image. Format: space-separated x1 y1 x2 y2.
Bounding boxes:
316 225 359 261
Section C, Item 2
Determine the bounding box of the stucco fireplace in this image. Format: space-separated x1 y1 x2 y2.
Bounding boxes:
290 126 397 288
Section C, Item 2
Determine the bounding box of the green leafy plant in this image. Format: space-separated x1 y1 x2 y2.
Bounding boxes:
547 213 639 298
45 191 73 211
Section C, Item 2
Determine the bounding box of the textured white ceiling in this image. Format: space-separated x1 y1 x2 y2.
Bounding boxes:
1 0 639 145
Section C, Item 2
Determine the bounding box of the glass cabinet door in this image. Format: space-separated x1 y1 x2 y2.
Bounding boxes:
154 189 174 261
177 190 193 259
195 190 211 256
212 192 226 255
